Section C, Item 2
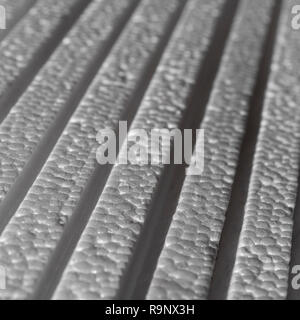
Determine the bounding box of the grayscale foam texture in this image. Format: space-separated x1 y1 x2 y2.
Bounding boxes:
0 0 298 300
147 0 275 300
228 0 300 300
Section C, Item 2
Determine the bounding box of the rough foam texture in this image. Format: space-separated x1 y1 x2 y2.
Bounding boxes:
0 0 137 213
54 0 226 300
146 0 275 300
0 0 184 300
0 0 297 301
228 0 300 300
0 0 90 112
0 0 141 300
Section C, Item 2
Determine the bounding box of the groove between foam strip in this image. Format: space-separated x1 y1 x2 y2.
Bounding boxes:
117 0 239 299
207 0 282 300
147 0 276 300
53 0 228 300
0 0 185 300
228 0 300 300
0 0 139 240
34 0 186 300
0 0 92 124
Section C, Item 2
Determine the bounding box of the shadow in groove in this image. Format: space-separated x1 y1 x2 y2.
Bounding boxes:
116 0 240 300
208 0 283 300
